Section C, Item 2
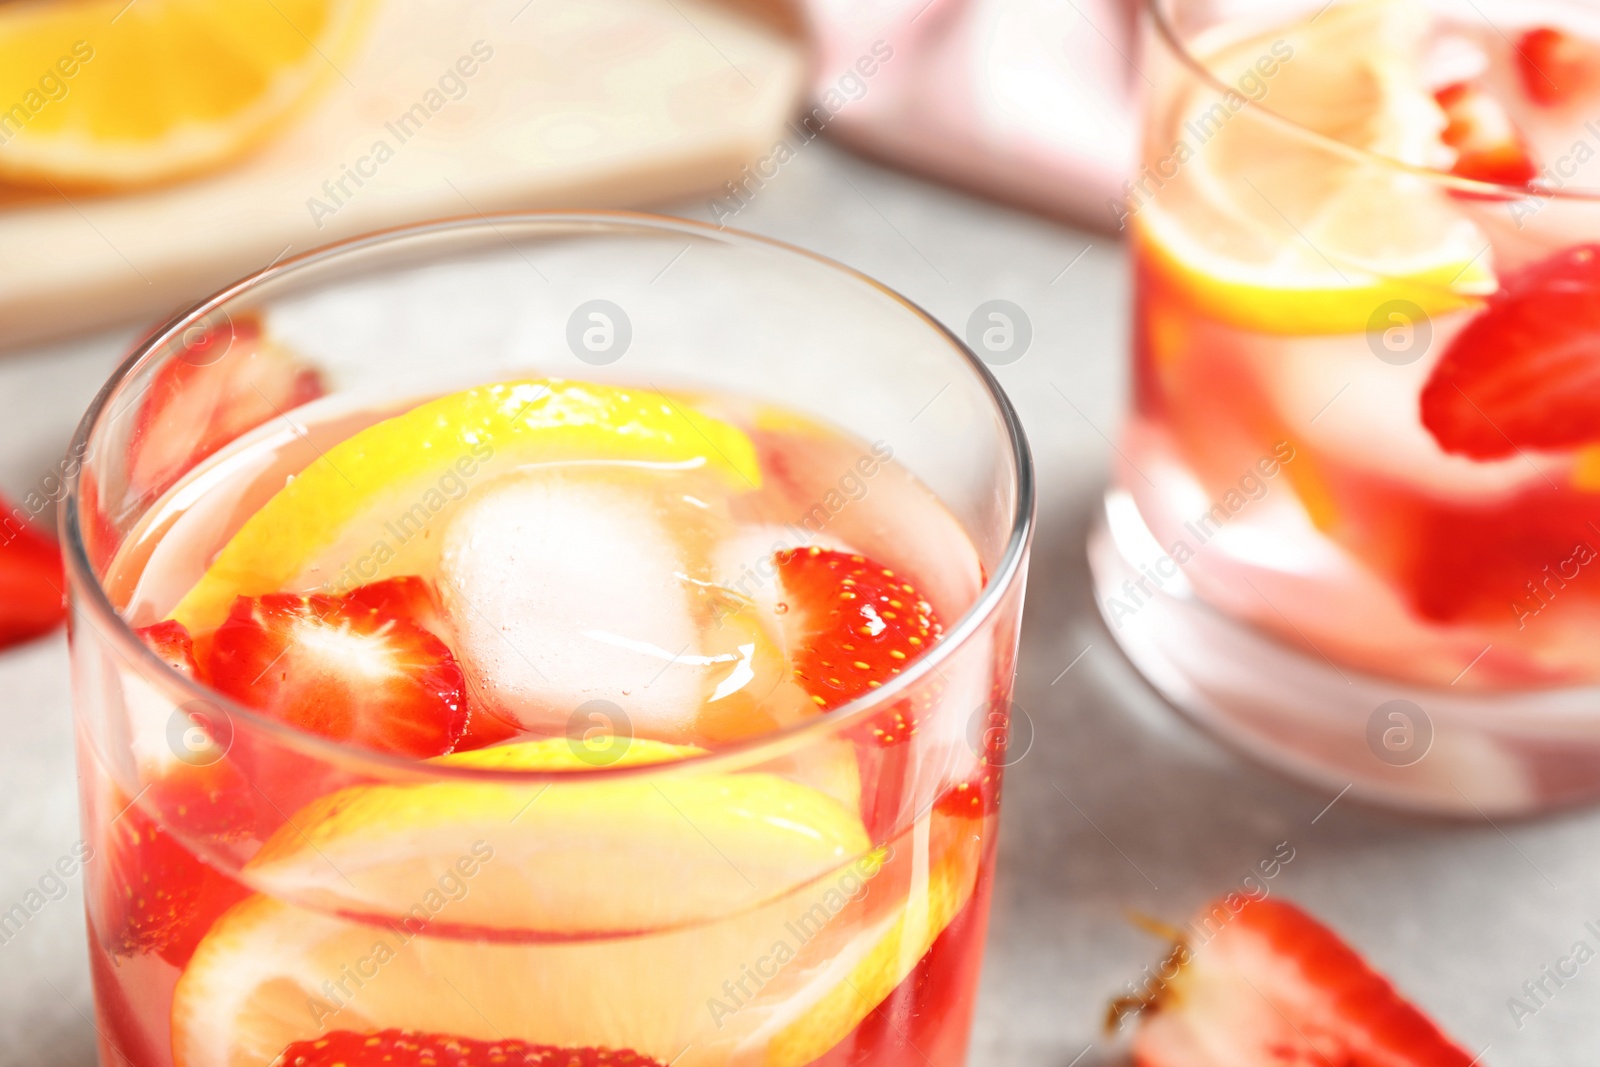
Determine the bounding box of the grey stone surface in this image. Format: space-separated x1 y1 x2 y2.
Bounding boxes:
1 141 1593 1066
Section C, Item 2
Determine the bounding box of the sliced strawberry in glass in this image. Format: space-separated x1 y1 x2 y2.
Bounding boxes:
206 581 468 758
100 790 248 968
126 315 324 502
0 496 65 649
1518 27 1600 108
1129 897 1475 1066
774 546 943 746
132 620 295 841
340 575 447 633
1435 80 1538 186
453 704 523 751
774 547 950 842
1421 244 1600 459
136 619 201 679
1380 482 1600 626
275 1030 665 1067
340 576 520 751
935 764 1001 819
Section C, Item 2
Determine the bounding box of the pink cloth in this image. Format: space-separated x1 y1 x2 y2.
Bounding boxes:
799 0 1138 231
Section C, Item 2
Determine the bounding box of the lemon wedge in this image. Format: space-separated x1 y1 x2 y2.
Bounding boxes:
1137 0 1495 334
169 379 761 633
0 0 371 187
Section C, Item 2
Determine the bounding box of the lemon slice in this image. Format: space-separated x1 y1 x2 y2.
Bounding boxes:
169 379 761 633
759 817 981 1067
1138 0 1495 334
246 739 868 935
172 740 985 1067
173 827 979 1067
0 0 371 187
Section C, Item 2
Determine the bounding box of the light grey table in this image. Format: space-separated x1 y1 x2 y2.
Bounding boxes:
2 142 1593 1067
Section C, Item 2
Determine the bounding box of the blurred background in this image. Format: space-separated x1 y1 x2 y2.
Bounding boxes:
0 0 1134 351
1 0 1597 1064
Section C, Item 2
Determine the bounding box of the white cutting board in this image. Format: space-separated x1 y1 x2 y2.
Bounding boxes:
0 0 804 350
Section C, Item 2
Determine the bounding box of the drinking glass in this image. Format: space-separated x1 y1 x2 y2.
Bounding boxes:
1094 0 1600 815
62 213 1034 1067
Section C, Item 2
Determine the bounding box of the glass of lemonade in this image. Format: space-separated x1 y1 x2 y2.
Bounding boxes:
1096 0 1600 814
61 214 1033 1067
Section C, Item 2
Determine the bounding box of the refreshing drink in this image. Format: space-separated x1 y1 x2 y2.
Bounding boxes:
1097 0 1600 812
63 218 1032 1067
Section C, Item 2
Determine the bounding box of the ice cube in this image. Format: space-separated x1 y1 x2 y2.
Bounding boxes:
439 470 710 738
1420 32 1488 94
1257 326 1563 499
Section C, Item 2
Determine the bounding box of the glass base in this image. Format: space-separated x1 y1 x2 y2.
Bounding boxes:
1090 489 1600 818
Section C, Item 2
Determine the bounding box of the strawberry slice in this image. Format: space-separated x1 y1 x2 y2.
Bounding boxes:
776 548 945 843
341 576 521 751
126 315 324 502
275 1030 665 1067
1421 243 1600 459
1518 27 1600 108
100 788 249 967
0 498 66 649
774 547 943 746
1382 482 1600 624
340 575 447 633
206 579 468 758
136 619 201 680
934 764 1001 818
1435 80 1538 186
1127 897 1474 1067
454 704 523 751
133 619 321 842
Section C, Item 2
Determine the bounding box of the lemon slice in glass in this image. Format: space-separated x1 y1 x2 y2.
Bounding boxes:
1138 0 1496 334
170 379 761 633
171 740 984 1067
245 739 870 934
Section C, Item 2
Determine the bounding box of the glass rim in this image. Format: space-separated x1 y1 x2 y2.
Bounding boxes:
1145 0 1600 201
61 209 1037 784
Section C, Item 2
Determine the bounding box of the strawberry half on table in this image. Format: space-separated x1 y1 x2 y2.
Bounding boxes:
205 577 468 758
1125 897 1475 1066
0 496 66 649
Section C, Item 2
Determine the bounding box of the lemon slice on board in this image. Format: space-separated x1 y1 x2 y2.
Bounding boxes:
171 739 985 1067
169 379 761 633
1137 0 1496 334
0 0 371 187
